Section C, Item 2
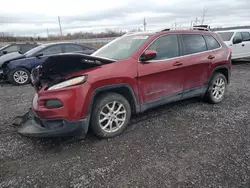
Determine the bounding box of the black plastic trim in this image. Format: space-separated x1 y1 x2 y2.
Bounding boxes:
141 91 182 112
208 65 230 84
88 83 140 115
141 85 208 112
182 85 207 99
14 109 89 138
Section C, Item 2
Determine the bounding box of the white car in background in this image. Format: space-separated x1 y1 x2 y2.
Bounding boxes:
217 29 250 60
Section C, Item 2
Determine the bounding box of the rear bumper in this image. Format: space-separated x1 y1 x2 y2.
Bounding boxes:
13 109 89 138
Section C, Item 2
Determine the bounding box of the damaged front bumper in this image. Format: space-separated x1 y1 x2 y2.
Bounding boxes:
12 109 89 138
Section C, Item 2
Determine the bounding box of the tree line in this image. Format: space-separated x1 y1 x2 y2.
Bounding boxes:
0 29 128 42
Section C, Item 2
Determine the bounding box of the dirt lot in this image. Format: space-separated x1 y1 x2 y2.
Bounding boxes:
1 62 250 188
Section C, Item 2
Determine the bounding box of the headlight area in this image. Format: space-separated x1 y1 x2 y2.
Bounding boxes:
47 75 87 91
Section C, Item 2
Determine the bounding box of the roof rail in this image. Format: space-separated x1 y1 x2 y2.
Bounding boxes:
159 26 211 32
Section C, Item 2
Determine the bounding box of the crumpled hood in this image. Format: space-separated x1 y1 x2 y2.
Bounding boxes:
0 52 26 67
31 53 116 90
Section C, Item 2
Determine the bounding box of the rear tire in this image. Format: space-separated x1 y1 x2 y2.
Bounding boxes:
8 68 30 85
90 92 131 138
204 72 227 104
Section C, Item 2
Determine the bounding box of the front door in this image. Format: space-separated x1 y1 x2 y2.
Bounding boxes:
137 34 185 108
241 32 250 58
232 32 245 59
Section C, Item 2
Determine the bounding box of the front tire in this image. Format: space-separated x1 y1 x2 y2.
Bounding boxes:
205 73 227 104
8 68 30 85
90 93 131 138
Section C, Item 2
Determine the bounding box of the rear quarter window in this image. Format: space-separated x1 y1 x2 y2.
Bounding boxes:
204 35 221 50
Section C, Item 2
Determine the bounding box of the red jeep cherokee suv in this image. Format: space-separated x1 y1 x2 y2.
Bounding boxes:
13 28 232 139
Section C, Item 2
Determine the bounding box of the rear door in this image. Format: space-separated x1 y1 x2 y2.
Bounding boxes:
241 32 250 58
138 34 185 105
180 34 215 99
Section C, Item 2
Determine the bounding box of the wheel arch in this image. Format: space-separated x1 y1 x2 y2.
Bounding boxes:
209 65 230 84
13 66 32 72
87 84 140 116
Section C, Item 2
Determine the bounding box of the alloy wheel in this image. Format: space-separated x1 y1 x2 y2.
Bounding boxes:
99 101 127 133
13 70 29 84
212 77 225 100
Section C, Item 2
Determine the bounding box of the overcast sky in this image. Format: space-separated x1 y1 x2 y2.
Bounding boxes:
0 0 249 36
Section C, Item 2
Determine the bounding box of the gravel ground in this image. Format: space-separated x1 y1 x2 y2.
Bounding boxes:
1 62 250 188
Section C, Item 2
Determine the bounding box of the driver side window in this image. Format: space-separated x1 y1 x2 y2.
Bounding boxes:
233 32 242 43
147 34 179 60
41 45 62 56
4 45 19 53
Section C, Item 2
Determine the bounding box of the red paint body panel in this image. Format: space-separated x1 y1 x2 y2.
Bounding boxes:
182 51 213 90
32 82 91 121
138 57 185 103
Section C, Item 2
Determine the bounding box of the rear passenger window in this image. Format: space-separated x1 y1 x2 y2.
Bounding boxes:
42 45 62 56
182 34 207 55
64 44 83 52
147 34 179 60
241 32 250 41
20 44 35 53
205 35 220 50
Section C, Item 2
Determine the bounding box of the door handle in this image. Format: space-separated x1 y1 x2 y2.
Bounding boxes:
173 62 183 66
242 44 245 47
207 55 215 59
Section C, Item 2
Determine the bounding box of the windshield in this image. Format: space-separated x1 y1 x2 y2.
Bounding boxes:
24 44 45 57
218 32 234 41
92 35 150 60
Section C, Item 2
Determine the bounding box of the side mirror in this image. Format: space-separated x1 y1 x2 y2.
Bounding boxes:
140 50 157 61
233 38 242 44
3 51 7 54
35 53 43 58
